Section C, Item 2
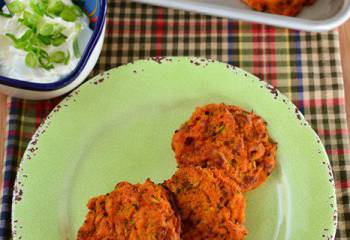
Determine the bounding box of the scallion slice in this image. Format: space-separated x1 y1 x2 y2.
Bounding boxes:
37 34 51 45
52 24 66 36
51 51 65 63
0 11 12 18
60 6 77 22
5 33 25 49
18 11 40 29
30 35 43 47
47 0 65 15
51 33 67 46
38 48 49 58
20 29 34 41
38 23 55 36
25 52 38 68
29 0 46 16
64 50 70 65
73 37 80 58
71 5 82 17
7 0 25 14
5 33 18 43
38 54 53 70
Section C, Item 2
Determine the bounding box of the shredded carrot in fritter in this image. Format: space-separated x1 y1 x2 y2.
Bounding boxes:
242 0 316 16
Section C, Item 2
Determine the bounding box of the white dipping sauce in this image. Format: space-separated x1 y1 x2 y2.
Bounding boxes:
0 0 93 83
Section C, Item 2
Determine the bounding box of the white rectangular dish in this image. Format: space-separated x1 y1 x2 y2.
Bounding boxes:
133 0 350 32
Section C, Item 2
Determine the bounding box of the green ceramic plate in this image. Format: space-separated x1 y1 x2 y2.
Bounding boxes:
12 57 337 240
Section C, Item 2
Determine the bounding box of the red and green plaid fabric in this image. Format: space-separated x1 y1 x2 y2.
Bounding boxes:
1 0 350 239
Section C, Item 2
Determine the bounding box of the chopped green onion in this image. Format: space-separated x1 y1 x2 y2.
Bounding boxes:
7 0 25 14
39 57 50 66
5 33 17 43
23 43 35 52
37 34 51 45
30 0 46 16
5 33 25 49
0 11 12 18
71 5 82 17
41 63 54 70
38 49 54 69
60 6 77 22
20 29 34 41
51 34 67 46
25 52 38 68
18 11 40 29
38 23 55 36
38 49 49 58
6 30 35 50
51 51 65 63
38 55 53 70
52 24 65 36
4 0 87 71
47 0 65 15
73 37 80 58
64 50 70 65
30 35 43 47
51 37 66 46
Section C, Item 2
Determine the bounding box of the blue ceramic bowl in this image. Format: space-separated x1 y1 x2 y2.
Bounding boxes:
0 0 107 99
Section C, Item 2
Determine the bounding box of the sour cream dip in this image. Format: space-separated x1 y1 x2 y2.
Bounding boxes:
0 0 93 83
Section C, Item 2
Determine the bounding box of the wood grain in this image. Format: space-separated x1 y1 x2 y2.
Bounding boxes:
339 19 350 131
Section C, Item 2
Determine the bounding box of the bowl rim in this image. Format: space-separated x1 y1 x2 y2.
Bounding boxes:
0 0 107 91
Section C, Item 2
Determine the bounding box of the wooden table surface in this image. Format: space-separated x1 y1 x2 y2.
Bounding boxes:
0 20 350 183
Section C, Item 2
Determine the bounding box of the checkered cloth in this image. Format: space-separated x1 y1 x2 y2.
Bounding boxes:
1 0 350 239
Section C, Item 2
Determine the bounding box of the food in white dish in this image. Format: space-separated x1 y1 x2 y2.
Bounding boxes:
0 0 93 83
242 0 316 16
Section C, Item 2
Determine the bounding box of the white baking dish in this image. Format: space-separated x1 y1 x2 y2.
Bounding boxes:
133 0 350 32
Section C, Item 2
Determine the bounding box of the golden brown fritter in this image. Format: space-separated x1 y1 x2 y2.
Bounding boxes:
164 167 247 240
172 103 277 192
242 0 316 16
77 180 181 240
226 105 277 191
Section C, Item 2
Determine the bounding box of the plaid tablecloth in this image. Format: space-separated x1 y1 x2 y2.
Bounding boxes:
1 0 350 239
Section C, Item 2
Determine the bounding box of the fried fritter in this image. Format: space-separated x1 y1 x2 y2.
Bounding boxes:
172 103 277 192
242 0 316 16
164 167 247 240
77 180 181 240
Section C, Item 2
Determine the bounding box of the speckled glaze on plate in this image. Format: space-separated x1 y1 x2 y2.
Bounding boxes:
12 57 337 240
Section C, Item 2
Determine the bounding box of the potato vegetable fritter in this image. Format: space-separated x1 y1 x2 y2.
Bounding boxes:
172 103 277 191
78 102 279 240
77 180 181 240
242 0 316 16
164 167 247 240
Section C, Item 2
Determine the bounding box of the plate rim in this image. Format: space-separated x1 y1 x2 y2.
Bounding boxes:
11 57 338 239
